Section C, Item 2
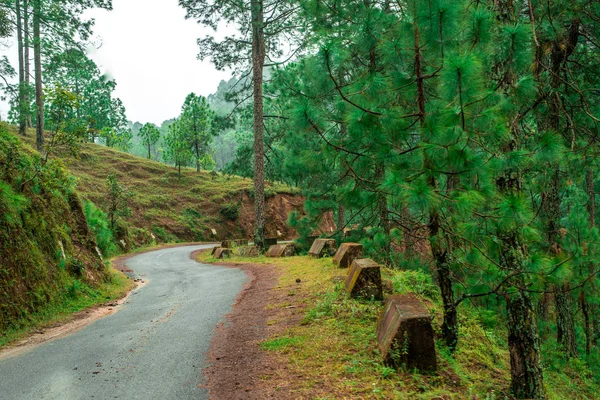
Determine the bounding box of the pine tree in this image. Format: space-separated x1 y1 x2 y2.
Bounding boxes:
179 93 214 173
139 123 161 160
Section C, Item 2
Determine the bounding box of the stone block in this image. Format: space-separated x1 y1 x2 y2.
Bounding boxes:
221 239 249 248
377 294 437 373
345 259 383 300
308 239 337 258
211 246 219 255
238 246 260 257
214 248 233 259
266 243 295 258
332 243 363 268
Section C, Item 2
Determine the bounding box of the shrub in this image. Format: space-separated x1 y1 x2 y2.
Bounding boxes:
83 201 118 257
219 203 239 220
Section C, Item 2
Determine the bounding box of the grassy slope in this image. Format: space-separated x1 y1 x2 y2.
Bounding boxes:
59 134 300 245
197 251 599 399
0 125 133 346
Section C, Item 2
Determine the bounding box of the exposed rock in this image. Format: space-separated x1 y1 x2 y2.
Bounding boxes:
377 294 437 373
308 239 337 258
345 259 383 300
214 248 233 259
332 243 363 268
266 244 295 258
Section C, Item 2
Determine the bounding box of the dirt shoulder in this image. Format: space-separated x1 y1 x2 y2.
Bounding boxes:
193 251 314 399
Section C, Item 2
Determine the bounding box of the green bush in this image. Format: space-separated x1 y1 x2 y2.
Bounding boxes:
83 201 118 257
152 225 177 243
219 203 239 220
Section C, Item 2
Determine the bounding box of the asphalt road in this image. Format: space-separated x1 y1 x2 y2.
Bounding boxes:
0 245 247 400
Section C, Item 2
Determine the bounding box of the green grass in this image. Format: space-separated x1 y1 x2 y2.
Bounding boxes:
196 251 600 399
261 335 304 351
10 124 302 246
0 267 134 349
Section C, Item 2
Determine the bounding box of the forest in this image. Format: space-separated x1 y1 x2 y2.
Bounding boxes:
1 0 600 399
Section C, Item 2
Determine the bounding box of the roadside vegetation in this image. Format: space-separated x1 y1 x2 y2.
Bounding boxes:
0 269 133 349
197 251 600 399
0 123 133 347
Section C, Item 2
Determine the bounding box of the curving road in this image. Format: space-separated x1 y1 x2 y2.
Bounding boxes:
0 245 247 400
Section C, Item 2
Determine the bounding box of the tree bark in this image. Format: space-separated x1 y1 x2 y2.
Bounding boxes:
580 291 591 357
555 283 577 358
251 0 266 249
24 0 32 128
493 2 544 393
33 0 43 151
375 164 390 259
414 15 458 351
15 0 26 136
507 292 546 399
585 168 597 352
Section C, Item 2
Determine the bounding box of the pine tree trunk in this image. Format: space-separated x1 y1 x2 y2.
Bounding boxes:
586 168 598 350
33 0 43 151
413 15 458 350
402 207 414 256
494 0 544 394
581 291 591 356
195 142 200 172
507 292 546 399
15 0 26 136
24 0 32 128
251 0 266 250
555 283 577 358
375 164 390 259
430 211 458 351
541 18 580 357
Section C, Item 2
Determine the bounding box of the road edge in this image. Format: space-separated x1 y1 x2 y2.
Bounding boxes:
192 250 281 399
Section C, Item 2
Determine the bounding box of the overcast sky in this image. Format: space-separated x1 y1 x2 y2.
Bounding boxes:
0 0 233 125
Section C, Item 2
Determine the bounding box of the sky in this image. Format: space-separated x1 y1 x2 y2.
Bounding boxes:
0 0 233 125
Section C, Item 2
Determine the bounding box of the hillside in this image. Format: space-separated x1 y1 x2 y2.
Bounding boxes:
10 126 332 250
0 123 127 335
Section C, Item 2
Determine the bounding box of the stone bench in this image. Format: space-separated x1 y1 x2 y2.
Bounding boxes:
377 294 437 372
345 259 383 300
333 243 363 268
308 239 337 258
266 243 295 258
